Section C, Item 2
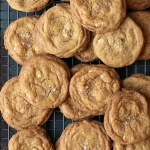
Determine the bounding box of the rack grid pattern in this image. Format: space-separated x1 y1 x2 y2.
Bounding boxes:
0 0 150 149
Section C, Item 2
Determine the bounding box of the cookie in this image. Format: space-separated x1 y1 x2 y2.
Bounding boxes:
93 17 144 68
70 0 126 34
0 76 53 130
6 0 53 12
122 73 150 100
69 64 120 115
129 11 150 60
18 54 70 109
56 120 112 150
4 16 43 65
33 4 90 58
126 0 150 10
75 32 98 62
8 126 54 150
113 139 150 150
104 89 150 144
59 64 92 120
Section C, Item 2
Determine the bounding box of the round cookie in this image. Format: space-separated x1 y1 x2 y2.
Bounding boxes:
69 64 120 115
59 64 92 120
33 4 90 58
104 89 150 144
70 0 126 34
56 120 112 150
4 16 43 65
8 126 54 150
122 73 150 100
93 17 144 68
6 0 53 12
113 139 150 150
0 76 53 130
75 32 98 62
129 11 150 60
18 54 70 109
126 0 150 10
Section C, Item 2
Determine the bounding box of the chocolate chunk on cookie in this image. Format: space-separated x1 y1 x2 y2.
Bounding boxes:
93 17 144 68
0 76 53 130
104 89 150 144
4 16 43 65
70 0 126 34
8 126 54 150
18 54 70 109
56 120 112 150
33 4 90 58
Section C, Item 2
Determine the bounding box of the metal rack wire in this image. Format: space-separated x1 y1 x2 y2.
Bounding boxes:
0 0 150 149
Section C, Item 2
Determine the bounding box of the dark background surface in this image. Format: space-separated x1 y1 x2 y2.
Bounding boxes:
1 0 150 149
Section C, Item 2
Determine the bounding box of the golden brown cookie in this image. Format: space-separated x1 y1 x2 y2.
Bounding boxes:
8 126 54 150
18 54 70 109
93 17 144 68
113 139 150 150
6 0 53 12
33 4 90 58
0 76 53 130
126 0 150 10
70 0 126 34
59 64 92 120
129 11 150 60
104 89 150 144
4 16 43 65
122 73 150 100
69 64 120 115
75 32 98 62
56 120 112 150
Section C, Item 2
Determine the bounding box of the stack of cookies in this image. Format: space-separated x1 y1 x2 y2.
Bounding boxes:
1 0 150 149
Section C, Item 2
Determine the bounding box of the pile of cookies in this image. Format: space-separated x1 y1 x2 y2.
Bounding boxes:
1 0 150 149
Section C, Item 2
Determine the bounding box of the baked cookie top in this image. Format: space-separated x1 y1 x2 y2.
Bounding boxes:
93 17 144 68
8 126 54 150
4 16 43 65
56 120 112 150
126 0 150 10
18 54 70 109
6 0 52 12
129 11 150 60
59 64 92 120
113 139 150 150
33 4 90 58
69 64 120 115
75 32 98 62
122 73 150 99
70 0 126 33
104 89 150 144
0 76 53 130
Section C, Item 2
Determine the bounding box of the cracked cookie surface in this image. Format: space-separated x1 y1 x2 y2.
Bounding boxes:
4 16 43 65
113 139 150 150
126 0 150 10
0 76 53 130
104 89 150 144
75 32 98 62
33 4 90 58
69 64 120 115
56 120 112 150
8 126 54 150
129 11 150 60
93 17 144 68
70 0 126 34
19 54 70 109
6 0 53 12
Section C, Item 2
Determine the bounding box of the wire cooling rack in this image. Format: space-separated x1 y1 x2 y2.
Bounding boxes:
0 0 150 149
